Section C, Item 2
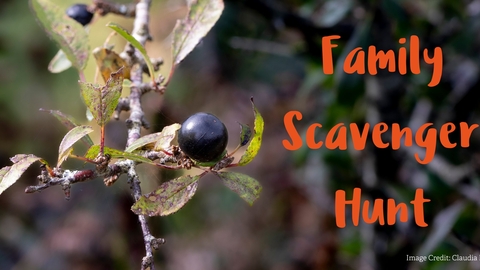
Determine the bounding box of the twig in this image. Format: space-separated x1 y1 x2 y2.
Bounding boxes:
114 97 130 120
25 160 127 197
25 169 95 197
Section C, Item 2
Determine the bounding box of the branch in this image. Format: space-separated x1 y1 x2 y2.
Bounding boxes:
114 80 166 120
25 168 95 198
92 0 136 17
24 159 127 198
126 159 165 270
122 1 164 269
114 97 130 120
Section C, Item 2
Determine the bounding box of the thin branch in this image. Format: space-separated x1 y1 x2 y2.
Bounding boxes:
25 169 95 197
92 0 136 17
114 97 130 120
24 160 127 198
138 79 166 94
114 79 165 120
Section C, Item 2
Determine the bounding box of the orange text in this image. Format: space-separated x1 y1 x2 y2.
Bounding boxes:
322 35 442 87
282 111 479 164
335 188 430 228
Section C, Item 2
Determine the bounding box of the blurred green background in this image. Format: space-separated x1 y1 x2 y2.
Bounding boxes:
2 0 480 269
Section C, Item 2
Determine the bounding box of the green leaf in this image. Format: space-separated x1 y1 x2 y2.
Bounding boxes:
79 67 124 126
107 22 155 82
0 154 43 195
30 0 89 70
238 98 264 166
172 0 224 66
238 123 252 147
215 171 262 205
58 125 94 166
40 109 94 147
131 175 200 216
85 145 153 164
84 145 99 159
48 49 72 73
125 123 181 153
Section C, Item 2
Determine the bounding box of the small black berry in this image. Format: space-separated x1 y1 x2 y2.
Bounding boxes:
178 113 228 163
66 4 94 26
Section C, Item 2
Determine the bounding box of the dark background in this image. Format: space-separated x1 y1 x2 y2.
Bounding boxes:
2 0 480 269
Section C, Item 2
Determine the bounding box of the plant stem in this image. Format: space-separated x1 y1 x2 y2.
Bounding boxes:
123 1 159 269
126 159 156 270
100 125 105 154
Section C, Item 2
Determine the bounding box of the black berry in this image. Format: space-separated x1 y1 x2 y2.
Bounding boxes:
178 113 228 163
66 4 94 26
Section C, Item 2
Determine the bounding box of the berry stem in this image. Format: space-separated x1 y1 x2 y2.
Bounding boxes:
69 154 97 164
100 125 105 154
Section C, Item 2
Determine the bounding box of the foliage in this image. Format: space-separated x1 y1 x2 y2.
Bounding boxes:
30 0 89 71
107 22 156 84
0 0 263 220
0 1 264 268
78 67 123 127
171 0 224 66
0 155 44 195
